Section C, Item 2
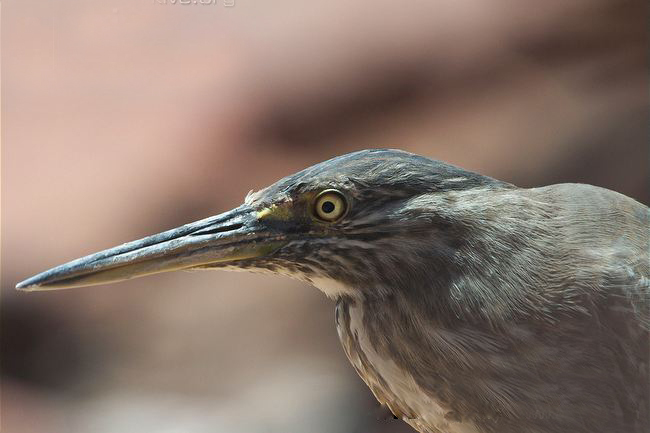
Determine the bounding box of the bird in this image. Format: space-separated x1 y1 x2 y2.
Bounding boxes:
17 149 649 433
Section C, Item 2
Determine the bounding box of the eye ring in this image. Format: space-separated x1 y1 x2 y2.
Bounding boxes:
314 189 348 222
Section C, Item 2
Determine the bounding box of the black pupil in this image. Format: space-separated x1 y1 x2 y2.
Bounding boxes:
321 201 336 214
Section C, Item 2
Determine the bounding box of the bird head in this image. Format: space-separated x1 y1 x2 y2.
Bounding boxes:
17 149 508 299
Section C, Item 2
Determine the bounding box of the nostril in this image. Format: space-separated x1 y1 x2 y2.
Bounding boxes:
190 223 244 236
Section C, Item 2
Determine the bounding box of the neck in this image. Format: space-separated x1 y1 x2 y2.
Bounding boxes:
349 187 562 327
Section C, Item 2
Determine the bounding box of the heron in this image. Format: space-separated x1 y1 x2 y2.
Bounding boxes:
17 149 649 433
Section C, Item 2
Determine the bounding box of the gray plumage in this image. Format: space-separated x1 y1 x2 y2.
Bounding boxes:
17 149 650 433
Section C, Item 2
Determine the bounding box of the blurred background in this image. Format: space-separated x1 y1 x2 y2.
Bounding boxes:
2 0 648 432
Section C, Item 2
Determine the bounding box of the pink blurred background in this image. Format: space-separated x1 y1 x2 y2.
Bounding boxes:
3 1 647 432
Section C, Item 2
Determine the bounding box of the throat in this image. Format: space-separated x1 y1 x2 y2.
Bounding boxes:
309 276 357 299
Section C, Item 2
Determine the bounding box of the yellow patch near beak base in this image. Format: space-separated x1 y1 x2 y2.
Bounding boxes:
257 204 293 221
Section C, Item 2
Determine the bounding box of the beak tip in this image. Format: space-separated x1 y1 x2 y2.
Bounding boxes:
16 277 43 291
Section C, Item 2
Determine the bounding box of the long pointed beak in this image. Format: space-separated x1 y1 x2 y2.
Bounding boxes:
16 204 287 291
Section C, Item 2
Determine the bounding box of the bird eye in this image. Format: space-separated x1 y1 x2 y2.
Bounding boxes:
314 190 347 222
